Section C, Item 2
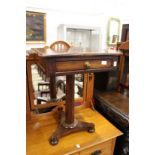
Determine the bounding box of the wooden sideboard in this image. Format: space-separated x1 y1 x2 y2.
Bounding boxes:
94 39 129 154
27 108 123 155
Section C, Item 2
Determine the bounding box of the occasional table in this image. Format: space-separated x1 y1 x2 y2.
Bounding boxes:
31 47 122 145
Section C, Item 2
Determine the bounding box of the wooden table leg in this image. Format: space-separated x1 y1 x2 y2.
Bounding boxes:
63 75 76 127
50 74 95 145
50 74 57 100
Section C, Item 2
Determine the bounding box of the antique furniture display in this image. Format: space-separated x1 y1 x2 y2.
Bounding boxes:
94 53 129 155
94 40 129 154
26 11 46 44
28 47 122 145
27 108 123 155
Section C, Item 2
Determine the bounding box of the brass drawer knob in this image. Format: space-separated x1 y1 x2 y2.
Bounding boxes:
85 61 91 69
91 149 102 155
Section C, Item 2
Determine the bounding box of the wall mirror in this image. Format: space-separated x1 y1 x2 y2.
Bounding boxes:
107 18 120 46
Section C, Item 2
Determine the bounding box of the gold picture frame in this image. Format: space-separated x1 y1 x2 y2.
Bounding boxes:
26 11 46 44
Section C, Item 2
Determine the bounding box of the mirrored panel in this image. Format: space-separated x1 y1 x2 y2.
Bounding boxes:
107 18 120 45
30 64 84 107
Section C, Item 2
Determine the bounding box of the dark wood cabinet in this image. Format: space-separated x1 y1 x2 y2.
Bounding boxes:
94 24 129 155
94 89 129 155
117 24 129 95
121 24 129 42
94 70 129 155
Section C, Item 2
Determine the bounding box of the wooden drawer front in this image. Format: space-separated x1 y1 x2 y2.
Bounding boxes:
70 153 80 155
56 60 115 72
79 139 115 155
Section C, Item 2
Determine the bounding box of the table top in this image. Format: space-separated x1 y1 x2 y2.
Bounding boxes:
29 47 122 58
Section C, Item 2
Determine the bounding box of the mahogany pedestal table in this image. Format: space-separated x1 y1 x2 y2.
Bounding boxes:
31 47 121 145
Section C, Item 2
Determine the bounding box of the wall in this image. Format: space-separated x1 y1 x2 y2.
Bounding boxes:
26 1 129 50
26 8 104 49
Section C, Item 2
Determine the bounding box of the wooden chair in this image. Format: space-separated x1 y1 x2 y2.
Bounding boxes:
44 45 49 49
50 40 70 51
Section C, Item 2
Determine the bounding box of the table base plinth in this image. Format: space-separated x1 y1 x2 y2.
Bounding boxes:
50 111 95 145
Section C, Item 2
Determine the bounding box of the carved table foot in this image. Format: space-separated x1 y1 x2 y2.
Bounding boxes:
49 111 95 145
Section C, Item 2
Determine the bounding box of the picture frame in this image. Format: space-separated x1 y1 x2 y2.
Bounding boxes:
26 11 46 44
107 17 120 46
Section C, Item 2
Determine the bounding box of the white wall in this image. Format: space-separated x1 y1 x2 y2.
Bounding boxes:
26 0 129 50
26 8 104 49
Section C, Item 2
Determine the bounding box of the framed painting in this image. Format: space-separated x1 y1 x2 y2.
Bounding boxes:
26 11 46 44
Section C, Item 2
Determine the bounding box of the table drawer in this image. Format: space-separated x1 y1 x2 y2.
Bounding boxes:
79 139 115 155
56 60 117 72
